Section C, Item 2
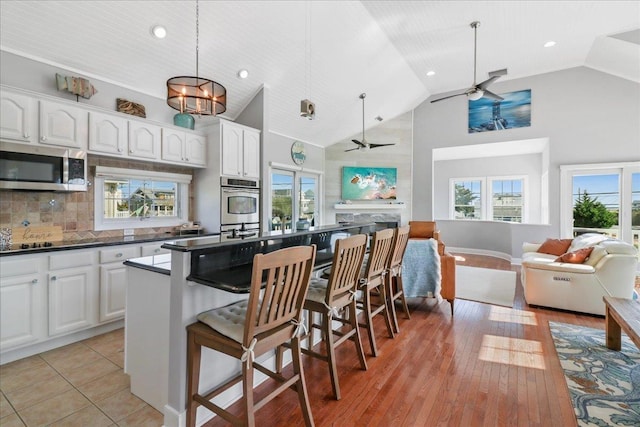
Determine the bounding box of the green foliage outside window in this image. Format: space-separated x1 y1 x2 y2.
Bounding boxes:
573 191 617 228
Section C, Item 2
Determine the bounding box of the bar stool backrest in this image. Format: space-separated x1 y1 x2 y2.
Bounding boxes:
363 228 395 285
326 234 368 306
244 245 317 347
389 225 411 272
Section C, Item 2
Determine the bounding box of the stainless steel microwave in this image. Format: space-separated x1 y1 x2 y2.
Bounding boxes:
0 141 88 191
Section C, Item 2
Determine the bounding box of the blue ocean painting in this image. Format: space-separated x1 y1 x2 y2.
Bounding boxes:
342 166 397 200
468 89 531 133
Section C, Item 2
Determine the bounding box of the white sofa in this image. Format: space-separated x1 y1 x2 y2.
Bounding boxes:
521 233 638 316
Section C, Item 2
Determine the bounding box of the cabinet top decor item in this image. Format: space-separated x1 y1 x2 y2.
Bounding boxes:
55 73 97 100
116 98 146 118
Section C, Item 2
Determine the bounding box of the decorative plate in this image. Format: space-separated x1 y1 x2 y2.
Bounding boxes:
291 141 306 165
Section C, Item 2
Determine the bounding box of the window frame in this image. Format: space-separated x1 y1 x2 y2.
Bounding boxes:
560 161 640 244
94 166 192 231
449 175 528 223
488 176 528 223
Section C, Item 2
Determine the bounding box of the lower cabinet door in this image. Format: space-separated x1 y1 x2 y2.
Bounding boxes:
0 274 44 351
99 263 127 322
48 266 95 336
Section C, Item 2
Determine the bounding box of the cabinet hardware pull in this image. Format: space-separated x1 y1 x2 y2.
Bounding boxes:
51 276 57 281
31 279 38 284
41 136 47 141
116 253 123 258
24 133 30 138
154 249 160 253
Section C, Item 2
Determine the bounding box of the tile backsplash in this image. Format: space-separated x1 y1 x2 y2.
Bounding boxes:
0 155 195 241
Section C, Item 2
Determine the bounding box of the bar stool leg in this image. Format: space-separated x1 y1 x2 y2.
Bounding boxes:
186 330 201 427
349 301 368 371
243 359 255 427
291 336 315 426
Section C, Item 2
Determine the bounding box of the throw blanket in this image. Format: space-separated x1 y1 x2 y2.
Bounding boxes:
402 239 441 298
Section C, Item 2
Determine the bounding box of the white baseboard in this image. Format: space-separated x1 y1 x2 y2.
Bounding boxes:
447 247 512 263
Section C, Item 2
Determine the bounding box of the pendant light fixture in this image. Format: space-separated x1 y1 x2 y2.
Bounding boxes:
167 0 226 128
300 1 315 120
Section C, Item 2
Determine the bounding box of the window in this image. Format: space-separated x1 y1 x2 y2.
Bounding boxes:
453 179 482 219
561 162 640 251
490 178 524 223
450 176 527 223
94 166 191 231
268 164 321 231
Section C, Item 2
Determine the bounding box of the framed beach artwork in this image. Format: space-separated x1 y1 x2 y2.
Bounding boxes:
468 89 531 133
342 166 397 200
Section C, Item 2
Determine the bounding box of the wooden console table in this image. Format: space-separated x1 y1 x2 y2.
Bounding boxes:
603 296 640 351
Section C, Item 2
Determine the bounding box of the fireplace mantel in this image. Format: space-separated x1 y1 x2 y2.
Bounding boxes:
334 203 405 210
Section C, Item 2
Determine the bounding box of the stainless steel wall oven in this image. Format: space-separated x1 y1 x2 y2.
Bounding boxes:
220 177 260 239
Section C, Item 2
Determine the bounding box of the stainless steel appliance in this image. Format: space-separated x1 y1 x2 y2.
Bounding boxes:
220 177 260 240
0 141 87 191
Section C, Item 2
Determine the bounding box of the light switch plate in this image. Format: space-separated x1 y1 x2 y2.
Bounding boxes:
124 229 134 236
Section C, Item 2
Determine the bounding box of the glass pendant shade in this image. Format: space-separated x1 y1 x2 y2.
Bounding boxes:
167 77 226 116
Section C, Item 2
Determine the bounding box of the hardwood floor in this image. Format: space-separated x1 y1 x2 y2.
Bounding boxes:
204 253 604 427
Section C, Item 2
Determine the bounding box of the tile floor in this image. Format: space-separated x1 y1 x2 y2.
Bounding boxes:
0 328 163 426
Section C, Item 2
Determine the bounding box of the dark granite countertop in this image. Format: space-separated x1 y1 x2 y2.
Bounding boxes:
0 232 219 257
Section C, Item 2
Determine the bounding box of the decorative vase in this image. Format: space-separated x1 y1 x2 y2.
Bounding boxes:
173 113 194 130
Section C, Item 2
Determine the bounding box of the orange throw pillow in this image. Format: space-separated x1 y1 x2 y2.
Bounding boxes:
555 247 594 264
538 238 573 256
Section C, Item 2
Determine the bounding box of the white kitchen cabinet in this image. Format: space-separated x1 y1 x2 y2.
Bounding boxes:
89 111 127 155
48 251 96 336
98 245 140 323
0 255 46 351
48 265 95 336
161 127 206 167
39 99 88 149
0 90 37 143
220 120 261 178
128 121 161 160
141 243 170 256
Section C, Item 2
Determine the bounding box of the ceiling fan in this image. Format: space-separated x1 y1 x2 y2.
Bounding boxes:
345 93 395 152
431 21 507 104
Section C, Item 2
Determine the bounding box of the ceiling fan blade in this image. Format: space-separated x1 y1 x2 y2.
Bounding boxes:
369 143 396 148
344 147 361 152
351 139 366 147
477 75 500 90
430 92 468 103
482 90 504 101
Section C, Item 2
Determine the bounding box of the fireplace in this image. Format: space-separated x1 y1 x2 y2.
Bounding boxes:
336 212 401 229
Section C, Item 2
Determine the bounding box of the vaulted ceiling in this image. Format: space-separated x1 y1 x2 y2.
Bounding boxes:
1 1 638 147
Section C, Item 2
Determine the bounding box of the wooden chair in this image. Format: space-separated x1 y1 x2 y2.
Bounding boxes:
356 228 396 357
186 245 317 427
386 225 411 333
279 234 368 400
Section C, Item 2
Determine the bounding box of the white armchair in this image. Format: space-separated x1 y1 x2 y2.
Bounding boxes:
521 234 638 316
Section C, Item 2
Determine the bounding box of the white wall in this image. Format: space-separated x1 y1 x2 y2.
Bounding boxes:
413 66 640 255
324 111 413 225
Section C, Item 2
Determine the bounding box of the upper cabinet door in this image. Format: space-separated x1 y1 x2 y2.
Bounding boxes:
221 122 243 177
39 100 88 149
0 91 36 143
242 129 261 178
129 121 161 160
185 133 206 166
161 128 186 163
89 111 127 155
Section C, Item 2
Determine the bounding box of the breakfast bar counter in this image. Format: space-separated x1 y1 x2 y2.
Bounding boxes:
124 223 373 426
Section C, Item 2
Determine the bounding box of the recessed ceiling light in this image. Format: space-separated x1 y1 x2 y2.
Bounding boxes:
237 69 249 79
544 41 556 48
151 25 167 39
426 70 436 77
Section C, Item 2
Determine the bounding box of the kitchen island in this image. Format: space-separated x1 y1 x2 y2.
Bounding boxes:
124 223 373 427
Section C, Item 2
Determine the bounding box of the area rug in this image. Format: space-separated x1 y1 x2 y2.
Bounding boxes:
455 265 516 307
549 321 640 426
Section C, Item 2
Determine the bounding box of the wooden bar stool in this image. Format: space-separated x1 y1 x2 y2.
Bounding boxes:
387 225 411 333
278 234 368 400
357 228 395 356
186 245 317 427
